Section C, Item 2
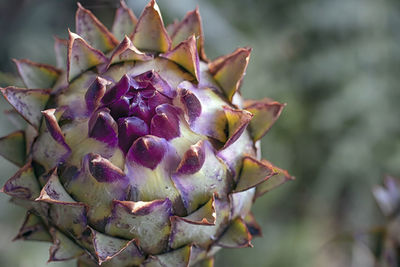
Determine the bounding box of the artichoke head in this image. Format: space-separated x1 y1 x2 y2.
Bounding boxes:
0 1 293 266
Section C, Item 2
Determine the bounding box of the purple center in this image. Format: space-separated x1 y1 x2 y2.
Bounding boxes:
89 71 181 154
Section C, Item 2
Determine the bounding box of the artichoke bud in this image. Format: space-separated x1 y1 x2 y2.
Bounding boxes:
0 1 293 266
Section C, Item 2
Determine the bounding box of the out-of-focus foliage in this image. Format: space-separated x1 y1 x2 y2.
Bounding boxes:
1 0 400 266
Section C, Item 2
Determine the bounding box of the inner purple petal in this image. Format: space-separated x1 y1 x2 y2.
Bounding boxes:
180 89 202 123
92 71 180 151
109 97 130 119
86 153 126 183
118 117 149 154
130 101 152 123
101 74 130 105
127 135 166 170
133 70 175 98
150 104 181 140
148 91 172 111
88 108 118 146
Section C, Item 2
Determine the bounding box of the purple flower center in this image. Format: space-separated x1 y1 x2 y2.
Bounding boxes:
92 71 180 154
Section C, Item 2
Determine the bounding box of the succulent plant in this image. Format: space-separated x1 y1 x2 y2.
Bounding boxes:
0 1 292 266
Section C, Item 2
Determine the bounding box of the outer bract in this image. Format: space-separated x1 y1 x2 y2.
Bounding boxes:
0 1 293 266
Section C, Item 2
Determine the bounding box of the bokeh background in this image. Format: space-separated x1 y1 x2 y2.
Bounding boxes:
1 0 400 266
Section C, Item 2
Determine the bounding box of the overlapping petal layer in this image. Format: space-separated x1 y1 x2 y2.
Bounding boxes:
0 1 292 266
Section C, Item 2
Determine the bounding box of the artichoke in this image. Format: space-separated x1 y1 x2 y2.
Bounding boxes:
0 1 292 266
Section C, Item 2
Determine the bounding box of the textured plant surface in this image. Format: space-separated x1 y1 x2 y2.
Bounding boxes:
0 1 292 266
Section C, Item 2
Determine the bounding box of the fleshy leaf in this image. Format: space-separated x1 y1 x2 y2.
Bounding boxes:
88 108 118 147
192 257 215 267
133 70 175 98
85 77 109 113
175 140 205 175
13 211 52 242
49 228 85 262
100 239 145 267
107 36 153 68
150 104 181 141
105 198 172 254
54 37 69 69
177 81 227 143
217 126 255 181
255 160 294 198
234 156 276 192
131 0 171 53
118 116 149 154
60 117 123 168
31 107 70 171
63 153 129 228
89 228 142 265
32 118 71 171
178 87 202 124
8 197 49 219
208 48 251 101
0 130 26 166
170 8 206 60
101 74 130 105
125 135 184 215
169 198 230 249
76 3 119 53
55 71 98 117
87 153 125 183
172 140 232 214
77 255 99 267
25 124 38 155
160 35 200 81
243 212 262 237
13 59 61 89
67 31 108 82
142 245 191 267
229 189 255 219
244 98 285 141
4 109 26 129
2 162 40 200
127 135 167 170
112 0 138 41
1 86 50 129
36 169 88 237
222 106 253 149
189 246 209 266
170 195 216 226
42 109 71 151
215 218 252 248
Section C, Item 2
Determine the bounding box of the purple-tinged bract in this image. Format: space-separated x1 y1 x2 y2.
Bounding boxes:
0 1 293 266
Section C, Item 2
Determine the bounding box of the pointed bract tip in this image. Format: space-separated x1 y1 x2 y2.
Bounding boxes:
209 47 252 101
160 34 200 81
12 58 61 89
67 30 108 82
75 1 119 52
132 0 170 52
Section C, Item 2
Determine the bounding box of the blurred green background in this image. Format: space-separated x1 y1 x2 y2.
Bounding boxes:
1 0 400 266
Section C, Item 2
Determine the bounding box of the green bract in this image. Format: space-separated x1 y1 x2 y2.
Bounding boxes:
0 1 292 266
